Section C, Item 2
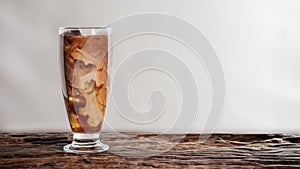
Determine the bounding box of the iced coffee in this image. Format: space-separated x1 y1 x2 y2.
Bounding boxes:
61 29 109 133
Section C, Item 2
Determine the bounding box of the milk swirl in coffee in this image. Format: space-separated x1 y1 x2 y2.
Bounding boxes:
61 30 108 133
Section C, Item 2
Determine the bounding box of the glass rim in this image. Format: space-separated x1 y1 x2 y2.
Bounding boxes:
59 26 112 34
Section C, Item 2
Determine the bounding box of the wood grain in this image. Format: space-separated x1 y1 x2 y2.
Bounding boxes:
0 133 300 168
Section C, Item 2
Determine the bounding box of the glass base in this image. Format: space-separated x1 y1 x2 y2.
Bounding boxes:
64 133 109 154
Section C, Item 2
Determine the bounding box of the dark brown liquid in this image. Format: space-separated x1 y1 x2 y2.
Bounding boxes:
61 33 108 133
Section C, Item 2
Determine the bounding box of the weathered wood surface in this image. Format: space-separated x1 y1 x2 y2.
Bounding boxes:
0 133 300 168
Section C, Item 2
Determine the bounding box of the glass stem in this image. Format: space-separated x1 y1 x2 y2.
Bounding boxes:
71 133 101 148
64 133 109 154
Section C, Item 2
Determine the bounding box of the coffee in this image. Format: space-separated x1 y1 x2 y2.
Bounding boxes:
61 32 108 133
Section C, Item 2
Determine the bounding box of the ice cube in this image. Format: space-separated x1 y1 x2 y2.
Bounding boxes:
85 80 96 94
64 30 81 36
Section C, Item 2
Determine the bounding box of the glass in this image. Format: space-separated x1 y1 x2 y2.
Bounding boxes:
59 27 112 154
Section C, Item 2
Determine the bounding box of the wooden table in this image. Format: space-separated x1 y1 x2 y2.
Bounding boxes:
1 133 300 168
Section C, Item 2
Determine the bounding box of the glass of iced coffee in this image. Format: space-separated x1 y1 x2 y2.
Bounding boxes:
59 27 112 154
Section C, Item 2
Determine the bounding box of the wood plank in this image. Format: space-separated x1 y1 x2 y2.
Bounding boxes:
0 133 300 168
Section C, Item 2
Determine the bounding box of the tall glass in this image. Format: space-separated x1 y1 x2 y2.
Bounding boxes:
59 27 112 154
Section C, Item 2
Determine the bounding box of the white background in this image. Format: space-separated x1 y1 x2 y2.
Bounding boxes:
1 0 300 133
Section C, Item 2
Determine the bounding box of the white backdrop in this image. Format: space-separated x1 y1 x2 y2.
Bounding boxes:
1 0 300 133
